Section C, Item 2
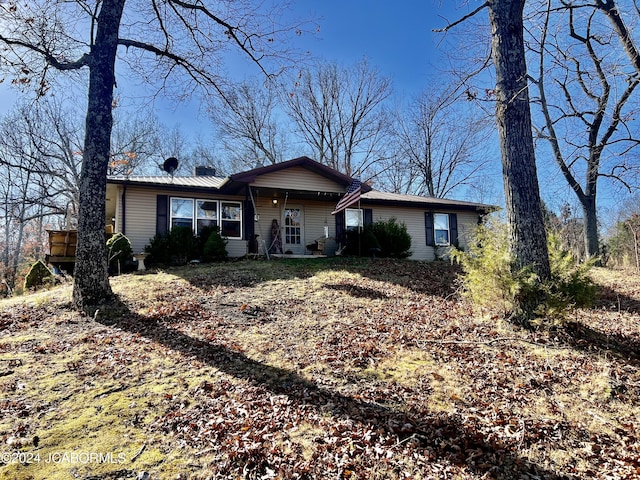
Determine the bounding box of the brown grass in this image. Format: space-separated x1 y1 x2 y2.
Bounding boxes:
0 259 638 479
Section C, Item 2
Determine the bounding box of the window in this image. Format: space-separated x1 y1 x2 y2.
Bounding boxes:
170 198 242 239
221 202 242 239
345 208 363 231
284 208 302 244
171 198 194 230
434 213 450 245
197 200 218 233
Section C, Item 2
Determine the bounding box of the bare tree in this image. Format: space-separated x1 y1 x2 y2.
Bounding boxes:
390 85 490 198
592 0 640 74
606 194 640 269
109 106 165 176
529 0 640 259
285 59 392 179
209 80 289 169
0 101 80 217
546 202 588 261
0 165 30 292
147 125 225 176
439 0 552 313
0 0 306 309
488 0 551 284
0 139 59 291
180 136 229 176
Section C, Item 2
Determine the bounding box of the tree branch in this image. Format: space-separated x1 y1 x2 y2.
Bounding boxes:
433 2 490 33
167 0 269 76
0 34 90 71
117 37 228 99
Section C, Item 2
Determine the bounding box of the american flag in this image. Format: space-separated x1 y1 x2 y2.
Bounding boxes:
331 180 362 215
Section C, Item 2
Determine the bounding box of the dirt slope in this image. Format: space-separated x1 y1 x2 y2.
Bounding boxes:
0 259 638 479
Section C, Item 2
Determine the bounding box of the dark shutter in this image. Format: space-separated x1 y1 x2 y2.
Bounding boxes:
244 199 254 241
156 195 168 235
335 210 345 245
425 212 434 246
364 208 373 226
449 213 459 247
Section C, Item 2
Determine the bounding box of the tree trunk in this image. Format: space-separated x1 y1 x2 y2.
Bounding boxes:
72 0 126 311
634 229 640 272
11 221 25 287
488 0 551 283
2 217 10 287
582 195 599 259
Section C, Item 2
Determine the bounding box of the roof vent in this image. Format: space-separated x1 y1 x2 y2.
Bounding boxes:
195 166 216 177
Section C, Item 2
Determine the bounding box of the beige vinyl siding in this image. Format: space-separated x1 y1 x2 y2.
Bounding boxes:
302 202 339 253
366 206 431 260
251 198 338 255
120 187 156 253
251 166 345 193
365 207 480 261
250 201 480 259
119 186 247 256
114 183 484 260
455 211 481 250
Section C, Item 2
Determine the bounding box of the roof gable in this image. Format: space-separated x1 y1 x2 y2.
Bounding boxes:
253 165 350 193
229 156 352 185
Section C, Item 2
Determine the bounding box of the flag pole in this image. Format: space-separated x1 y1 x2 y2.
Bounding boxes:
358 198 361 257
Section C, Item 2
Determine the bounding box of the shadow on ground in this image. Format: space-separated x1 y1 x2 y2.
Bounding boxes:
95 297 574 479
552 281 640 365
172 257 462 299
559 321 640 363
322 282 392 299
594 284 640 315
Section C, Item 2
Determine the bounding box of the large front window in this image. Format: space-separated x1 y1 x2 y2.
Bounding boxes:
171 198 194 230
170 198 242 239
345 208 363 231
221 202 242 238
434 213 450 246
197 200 218 232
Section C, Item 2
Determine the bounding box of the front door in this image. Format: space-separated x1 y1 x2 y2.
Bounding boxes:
283 206 304 255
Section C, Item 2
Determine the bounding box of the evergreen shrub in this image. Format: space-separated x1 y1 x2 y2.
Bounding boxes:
23 260 53 290
202 226 228 262
106 233 133 274
345 217 411 258
145 226 228 266
451 219 596 326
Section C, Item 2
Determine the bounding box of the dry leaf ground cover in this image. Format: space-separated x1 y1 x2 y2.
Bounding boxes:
0 258 639 479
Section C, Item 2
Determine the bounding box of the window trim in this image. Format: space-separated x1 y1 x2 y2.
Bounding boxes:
169 197 243 239
434 213 450 246
196 199 218 235
345 208 363 231
220 201 243 239
170 197 195 231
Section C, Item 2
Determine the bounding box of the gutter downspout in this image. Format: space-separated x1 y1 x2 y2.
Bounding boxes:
121 184 127 235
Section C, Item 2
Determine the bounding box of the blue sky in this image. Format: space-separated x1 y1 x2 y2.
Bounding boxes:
1 1 479 126
4 1 621 217
290 1 474 94
141 1 482 136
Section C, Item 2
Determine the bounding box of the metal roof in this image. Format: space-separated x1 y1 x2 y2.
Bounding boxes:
107 175 227 189
106 161 497 213
361 190 496 212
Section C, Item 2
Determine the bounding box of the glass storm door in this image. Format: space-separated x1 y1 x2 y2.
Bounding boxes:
283 207 304 254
